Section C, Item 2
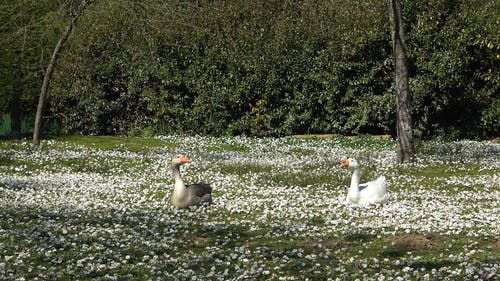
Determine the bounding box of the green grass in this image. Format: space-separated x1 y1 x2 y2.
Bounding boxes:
0 135 498 280
51 135 167 152
332 134 396 150
206 140 250 153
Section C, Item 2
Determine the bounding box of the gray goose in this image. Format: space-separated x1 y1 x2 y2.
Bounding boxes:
170 154 212 208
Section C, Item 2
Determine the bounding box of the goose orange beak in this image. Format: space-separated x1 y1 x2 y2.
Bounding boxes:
180 155 192 163
340 159 350 167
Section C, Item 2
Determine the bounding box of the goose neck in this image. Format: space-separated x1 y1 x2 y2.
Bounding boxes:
350 168 360 192
172 164 182 181
172 164 186 195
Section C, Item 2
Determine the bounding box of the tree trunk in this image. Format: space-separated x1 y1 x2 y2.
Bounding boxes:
389 0 415 163
33 0 88 146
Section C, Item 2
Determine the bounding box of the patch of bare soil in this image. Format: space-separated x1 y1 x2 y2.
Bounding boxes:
356 216 377 222
287 134 334 139
492 239 500 250
388 232 444 250
487 138 500 144
287 134 392 140
183 235 211 247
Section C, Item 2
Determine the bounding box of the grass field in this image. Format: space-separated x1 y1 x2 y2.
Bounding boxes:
0 135 498 280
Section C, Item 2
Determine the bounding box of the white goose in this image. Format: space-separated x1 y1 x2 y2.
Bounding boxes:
170 154 212 208
340 158 388 205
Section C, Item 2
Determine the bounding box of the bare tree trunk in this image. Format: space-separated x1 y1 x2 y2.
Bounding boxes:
389 0 415 163
33 0 88 146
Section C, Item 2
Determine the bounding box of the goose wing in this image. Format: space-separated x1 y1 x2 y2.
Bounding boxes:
186 182 212 197
359 177 387 201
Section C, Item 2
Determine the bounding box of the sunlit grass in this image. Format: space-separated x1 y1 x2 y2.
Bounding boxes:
52 135 168 152
0 135 498 280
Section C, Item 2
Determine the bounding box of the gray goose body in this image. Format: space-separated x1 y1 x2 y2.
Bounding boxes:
170 155 212 208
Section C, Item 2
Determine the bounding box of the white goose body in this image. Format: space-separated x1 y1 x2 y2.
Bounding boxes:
341 158 388 205
170 155 212 208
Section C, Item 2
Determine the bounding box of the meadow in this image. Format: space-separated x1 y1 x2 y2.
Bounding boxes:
0 135 498 280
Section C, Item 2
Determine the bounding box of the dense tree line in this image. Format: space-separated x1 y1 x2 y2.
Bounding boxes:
0 0 498 139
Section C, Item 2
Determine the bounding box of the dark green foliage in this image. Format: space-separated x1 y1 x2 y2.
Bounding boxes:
0 0 498 138
0 1 69 137
404 0 499 139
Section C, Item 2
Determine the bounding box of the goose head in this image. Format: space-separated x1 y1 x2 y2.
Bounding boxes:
171 154 192 167
340 158 359 169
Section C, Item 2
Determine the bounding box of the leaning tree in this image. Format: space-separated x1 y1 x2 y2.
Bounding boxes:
33 0 89 146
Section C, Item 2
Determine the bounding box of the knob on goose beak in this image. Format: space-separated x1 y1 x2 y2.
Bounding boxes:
340 159 350 167
180 155 192 163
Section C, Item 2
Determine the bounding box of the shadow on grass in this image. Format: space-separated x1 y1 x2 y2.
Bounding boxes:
381 247 407 258
0 178 32 191
410 260 456 270
343 231 377 243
